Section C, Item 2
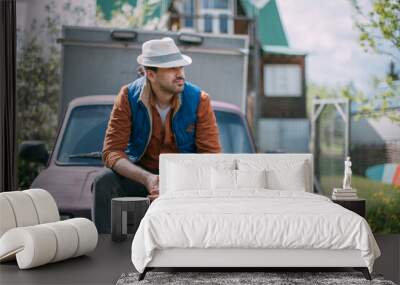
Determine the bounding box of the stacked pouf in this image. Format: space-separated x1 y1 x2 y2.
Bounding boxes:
0 189 98 269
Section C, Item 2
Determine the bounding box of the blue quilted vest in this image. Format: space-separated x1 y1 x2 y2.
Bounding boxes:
125 76 201 162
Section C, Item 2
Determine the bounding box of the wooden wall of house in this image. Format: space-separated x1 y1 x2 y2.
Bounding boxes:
234 0 245 34
259 55 306 118
234 19 250 35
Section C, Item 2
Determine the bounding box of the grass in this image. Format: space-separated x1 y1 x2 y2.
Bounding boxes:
321 175 400 233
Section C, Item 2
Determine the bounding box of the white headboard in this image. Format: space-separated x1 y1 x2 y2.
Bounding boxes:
159 153 314 194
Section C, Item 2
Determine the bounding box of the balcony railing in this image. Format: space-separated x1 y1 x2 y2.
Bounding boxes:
169 13 255 43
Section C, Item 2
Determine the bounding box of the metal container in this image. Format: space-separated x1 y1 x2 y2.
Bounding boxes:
59 26 249 118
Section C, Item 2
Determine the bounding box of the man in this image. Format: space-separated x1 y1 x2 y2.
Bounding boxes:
92 37 221 233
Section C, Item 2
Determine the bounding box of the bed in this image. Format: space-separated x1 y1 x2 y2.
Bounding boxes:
131 154 381 280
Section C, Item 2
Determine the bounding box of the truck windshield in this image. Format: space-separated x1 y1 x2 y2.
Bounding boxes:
57 105 112 166
214 111 254 153
57 105 253 166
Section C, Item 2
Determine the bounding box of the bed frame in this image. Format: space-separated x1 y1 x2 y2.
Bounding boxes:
138 154 372 281
139 249 371 280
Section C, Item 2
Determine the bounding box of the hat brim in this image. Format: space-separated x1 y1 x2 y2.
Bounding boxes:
137 54 192 68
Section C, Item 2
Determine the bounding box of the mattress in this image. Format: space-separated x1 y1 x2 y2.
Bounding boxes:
131 189 380 273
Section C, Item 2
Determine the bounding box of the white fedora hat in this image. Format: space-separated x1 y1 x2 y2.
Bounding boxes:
137 37 192 68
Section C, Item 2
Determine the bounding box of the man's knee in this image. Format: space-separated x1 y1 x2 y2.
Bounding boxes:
92 168 120 195
91 168 122 233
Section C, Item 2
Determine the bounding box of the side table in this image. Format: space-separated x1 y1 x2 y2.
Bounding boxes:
111 197 150 242
332 198 366 218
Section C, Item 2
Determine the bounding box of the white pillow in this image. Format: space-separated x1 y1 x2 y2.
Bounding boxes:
166 162 212 192
211 169 267 190
238 159 309 191
164 159 236 193
212 168 236 190
237 169 267 189
266 167 306 191
165 158 236 171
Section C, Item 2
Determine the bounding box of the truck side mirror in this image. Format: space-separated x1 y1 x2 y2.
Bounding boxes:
19 141 49 165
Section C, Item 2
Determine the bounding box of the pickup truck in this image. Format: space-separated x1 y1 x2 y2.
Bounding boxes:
21 95 256 219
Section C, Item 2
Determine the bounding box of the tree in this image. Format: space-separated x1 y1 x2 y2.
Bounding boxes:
17 3 61 189
349 0 400 123
96 1 167 30
351 0 399 60
340 78 400 123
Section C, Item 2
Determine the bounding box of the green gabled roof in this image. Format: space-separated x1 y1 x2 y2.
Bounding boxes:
263 45 307 56
240 0 288 47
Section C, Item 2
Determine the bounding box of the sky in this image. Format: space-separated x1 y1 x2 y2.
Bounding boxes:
276 0 395 94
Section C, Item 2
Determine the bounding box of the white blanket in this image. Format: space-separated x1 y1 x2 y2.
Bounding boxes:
131 190 380 273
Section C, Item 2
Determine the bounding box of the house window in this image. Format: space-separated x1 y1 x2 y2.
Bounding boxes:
264 64 302 97
219 14 228 33
203 0 229 9
202 0 212 8
204 14 213 33
215 0 230 9
182 0 195 28
199 0 233 34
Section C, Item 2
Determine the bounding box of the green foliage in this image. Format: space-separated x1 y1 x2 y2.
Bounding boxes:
17 3 61 189
350 0 400 59
348 0 400 123
341 79 400 123
96 0 162 28
307 80 400 123
309 2 400 123
17 160 45 190
321 175 400 233
17 37 60 143
353 176 400 233
306 83 338 117
366 188 400 233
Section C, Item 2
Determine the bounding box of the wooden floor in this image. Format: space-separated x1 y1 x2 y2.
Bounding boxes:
0 234 398 285
373 234 400 284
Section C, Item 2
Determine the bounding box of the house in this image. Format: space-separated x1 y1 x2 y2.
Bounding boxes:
351 116 400 176
96 0 308 153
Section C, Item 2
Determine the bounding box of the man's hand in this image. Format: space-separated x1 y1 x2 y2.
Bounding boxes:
147 190 159 202
145 174 159 202
112 159 160 202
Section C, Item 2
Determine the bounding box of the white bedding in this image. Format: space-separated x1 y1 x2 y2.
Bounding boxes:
131 190 380 273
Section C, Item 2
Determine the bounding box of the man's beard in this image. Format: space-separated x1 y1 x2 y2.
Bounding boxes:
159 80 184 95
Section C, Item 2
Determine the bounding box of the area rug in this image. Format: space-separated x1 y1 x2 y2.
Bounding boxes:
116 271 396 285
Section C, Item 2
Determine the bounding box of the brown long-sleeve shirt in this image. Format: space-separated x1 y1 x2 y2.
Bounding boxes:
102 80 221 172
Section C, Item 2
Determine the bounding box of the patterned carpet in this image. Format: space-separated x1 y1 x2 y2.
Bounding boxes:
116 271 396 285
